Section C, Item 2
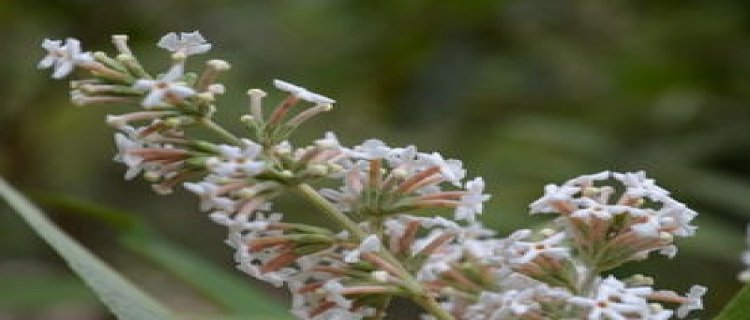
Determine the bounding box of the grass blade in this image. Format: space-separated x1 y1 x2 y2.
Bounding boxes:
714 283 750 320
36 192 292 318
0 177 174 320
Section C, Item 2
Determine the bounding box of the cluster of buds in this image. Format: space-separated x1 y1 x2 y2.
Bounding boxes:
40 31 709 320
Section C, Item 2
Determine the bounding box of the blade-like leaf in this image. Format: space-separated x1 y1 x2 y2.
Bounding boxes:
714 283 750 320
37 192 292 318
122 231 292 318
0 177 174 320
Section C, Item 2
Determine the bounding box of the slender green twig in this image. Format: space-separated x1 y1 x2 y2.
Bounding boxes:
293 184 368 240
200 117 242 145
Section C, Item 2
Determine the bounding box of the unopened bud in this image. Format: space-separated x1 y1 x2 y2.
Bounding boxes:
171 52 187 61
112 34 128 42
392 168 408 179
372 270 389 283
275 145 292 156
207 59 231 71
649 303 665 312
280 170 294 179
143 171 161 182
240 114 255 123
306 164 328 176
247 88 267 98
208 83 225 95
116 53 135 62
540 228 556 237
582 186 599 197
659 232 674 242
196 92 214 102
328 163 344 174
631 274 654 286
237 188 256 198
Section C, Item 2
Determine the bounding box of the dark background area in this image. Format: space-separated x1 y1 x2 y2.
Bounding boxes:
1 0 749 318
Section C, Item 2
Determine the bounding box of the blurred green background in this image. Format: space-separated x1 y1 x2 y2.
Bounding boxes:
1 0 750 319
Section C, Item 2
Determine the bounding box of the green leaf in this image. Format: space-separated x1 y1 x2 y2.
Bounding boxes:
0 177 174 320
714 282 750 320
36 192 292 318
122 231 292 318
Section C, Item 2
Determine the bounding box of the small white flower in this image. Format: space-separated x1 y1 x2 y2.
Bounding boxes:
351 139 392 160
315 131 342 149
206 139 265 177
38 38 93 79
319 185 359 212
564 170 611 187
570 200 630 221
676 285 706 318
455 177 490 222
569 276 653 320
133 64 195 107
419 216 461 231
613 171 670 202
372 270 389 283
529 184 579 214
208 211 235 226
323 280 352 308
385 145 419 169
466 285 570 320
157 31 212 56
658 202 697 237
509 232 569 264
273 79 336 105
113 133 144 180
183 181 221 211
418 152 466 186
344 234 382 263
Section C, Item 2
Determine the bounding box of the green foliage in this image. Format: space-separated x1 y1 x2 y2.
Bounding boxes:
2 178 292 319
0 177 173 320
36 193 292 319
715 283 750 320
122 232 293 319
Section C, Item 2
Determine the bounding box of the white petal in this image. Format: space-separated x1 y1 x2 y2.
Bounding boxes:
133 79 156 90
37 55 55 69
273 79 305 94
168 85 196 98
52 61 74 79
186 43 212 55
157 32 179 51
142 89 166 107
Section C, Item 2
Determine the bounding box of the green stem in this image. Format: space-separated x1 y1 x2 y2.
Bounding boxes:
579 265 599 295
293 183 454 320
200 117 242 145
293 184 368 240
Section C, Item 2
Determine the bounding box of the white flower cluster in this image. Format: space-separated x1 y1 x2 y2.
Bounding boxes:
38 38 93 79
41 32 713 320
569 276 704 320
414 172 706 319
320 139 489 222
531 171 697 261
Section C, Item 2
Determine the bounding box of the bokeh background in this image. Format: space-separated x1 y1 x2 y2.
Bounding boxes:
1 0 750 319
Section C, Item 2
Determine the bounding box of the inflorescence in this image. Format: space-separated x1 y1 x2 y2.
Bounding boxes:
39 31 707 320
